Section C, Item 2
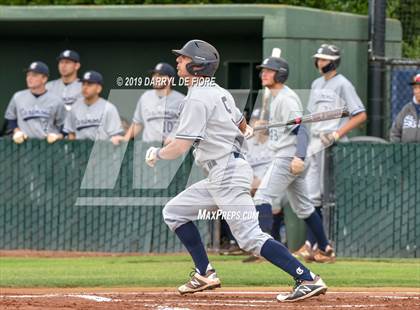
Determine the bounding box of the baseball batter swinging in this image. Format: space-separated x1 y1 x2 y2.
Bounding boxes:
145 39 327 302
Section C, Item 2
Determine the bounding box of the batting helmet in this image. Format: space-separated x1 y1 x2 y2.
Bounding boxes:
172 40 220 77
313 44 341 73
256 56 289 84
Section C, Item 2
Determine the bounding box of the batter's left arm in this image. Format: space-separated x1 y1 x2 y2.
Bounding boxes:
158 138 194 160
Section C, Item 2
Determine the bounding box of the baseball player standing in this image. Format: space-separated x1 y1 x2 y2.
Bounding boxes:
390 73 420 142
114 63 184 144
63 71 124 142
295 44 367 261
4 61 65 144
46 50 82 111
145 39 327 302
252 55 336 264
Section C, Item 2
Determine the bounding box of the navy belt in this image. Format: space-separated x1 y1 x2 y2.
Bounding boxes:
233 152 245 160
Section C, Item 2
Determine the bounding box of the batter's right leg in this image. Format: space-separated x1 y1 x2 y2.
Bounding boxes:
163 179 221 294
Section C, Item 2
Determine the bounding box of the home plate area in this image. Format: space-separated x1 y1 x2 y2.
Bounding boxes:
1 289 420 310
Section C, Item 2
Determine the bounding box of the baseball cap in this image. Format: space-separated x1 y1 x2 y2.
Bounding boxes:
81 71 103 85
150 62 176 77
26 61 49 76
57 50 80 62
409 73 420 85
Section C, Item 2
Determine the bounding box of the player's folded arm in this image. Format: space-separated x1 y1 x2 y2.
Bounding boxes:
5 118 18 134
292 124 309 160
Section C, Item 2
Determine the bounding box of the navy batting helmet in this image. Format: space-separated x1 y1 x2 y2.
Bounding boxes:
256 56 289 84
172 40 219 77
313 44 341 73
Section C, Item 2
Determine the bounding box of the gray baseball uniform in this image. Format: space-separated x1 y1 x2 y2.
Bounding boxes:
253 85 315 219
132 89 184 142
46 78 82 111
5 89 65 138
63 97 124 140
246 136 274 180
306 74 366 206
163 83 272 255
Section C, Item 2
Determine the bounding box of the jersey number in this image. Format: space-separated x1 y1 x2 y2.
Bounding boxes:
221 96 232 113
269 128 279 141
163 121 174 133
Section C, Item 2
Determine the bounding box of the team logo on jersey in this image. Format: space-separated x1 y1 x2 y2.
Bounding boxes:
21 108 51 120
296 267 304 275
403 115 418 128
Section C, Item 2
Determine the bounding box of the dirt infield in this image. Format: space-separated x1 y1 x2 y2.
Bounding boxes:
1 288 419 310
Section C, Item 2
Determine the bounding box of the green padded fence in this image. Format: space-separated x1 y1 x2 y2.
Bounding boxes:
0 139 210 253
331 143 420 258
1 140 419 257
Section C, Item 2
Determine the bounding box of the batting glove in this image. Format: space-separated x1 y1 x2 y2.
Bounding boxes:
13 131 28 144
320 131 340 146
145 147 160 167
290 156 305 175
244 124 254 139
47 133 63 144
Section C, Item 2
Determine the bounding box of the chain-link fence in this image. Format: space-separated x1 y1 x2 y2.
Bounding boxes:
0 139 212 253
328 142 419 258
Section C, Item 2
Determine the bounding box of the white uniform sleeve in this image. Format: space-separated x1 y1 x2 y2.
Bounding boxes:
104 104 124 137
63 110 76 134
5 94 17 120
175 99 207 140
233 107 244 125
132 96 144 125
340 82 365 116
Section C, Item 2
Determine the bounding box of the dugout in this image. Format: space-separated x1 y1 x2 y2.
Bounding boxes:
0 5 403 253
0 5 402 124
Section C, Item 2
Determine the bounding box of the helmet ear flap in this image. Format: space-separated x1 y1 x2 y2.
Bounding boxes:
275 71 288 84
186 62 202 76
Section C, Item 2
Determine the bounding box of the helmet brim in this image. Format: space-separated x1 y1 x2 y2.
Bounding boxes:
313 53 340 60
256 64 278 71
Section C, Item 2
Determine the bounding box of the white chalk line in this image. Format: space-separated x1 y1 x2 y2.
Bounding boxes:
70 294 114 302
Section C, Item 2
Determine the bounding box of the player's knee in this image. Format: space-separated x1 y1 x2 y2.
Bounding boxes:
162 203 178 231
296 207 315 220
236 231 271 255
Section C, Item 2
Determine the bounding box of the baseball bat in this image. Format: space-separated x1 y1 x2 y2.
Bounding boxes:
254 109 350 131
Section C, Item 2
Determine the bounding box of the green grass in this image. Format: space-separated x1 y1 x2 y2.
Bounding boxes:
0 255 419 288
